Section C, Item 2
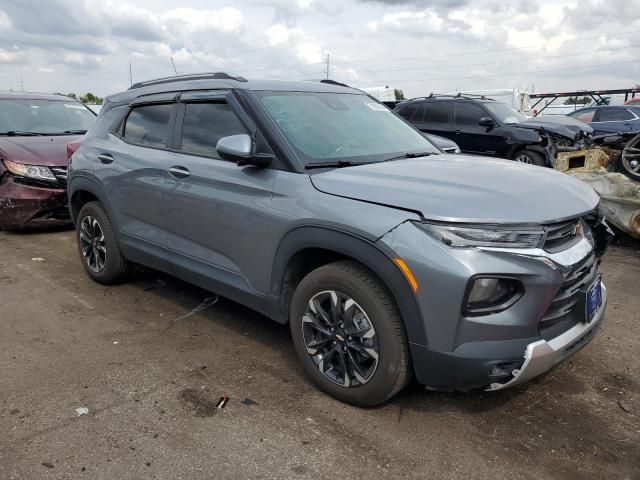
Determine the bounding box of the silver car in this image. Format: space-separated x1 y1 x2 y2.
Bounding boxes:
68 73 610 406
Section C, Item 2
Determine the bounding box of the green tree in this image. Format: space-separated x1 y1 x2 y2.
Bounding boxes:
394 89 405 101
79 92 103 104
564 96 591 105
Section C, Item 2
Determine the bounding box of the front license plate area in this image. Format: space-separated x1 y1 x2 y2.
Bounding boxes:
586 276 603 323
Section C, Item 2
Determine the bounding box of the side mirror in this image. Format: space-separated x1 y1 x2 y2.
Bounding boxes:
216 134 273 167
478 117 496 127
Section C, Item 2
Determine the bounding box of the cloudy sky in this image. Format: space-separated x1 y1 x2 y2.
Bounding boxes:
0 0 639 98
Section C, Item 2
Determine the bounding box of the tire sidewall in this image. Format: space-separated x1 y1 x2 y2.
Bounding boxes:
76 202 125 284
515 150 546 167
290 265 406 406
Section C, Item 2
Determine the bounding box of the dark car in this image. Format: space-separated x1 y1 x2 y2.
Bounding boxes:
567 105 640 135
0 91 96 230
395 95 590 167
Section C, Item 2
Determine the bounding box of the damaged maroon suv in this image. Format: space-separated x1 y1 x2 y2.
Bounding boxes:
0 91 96 230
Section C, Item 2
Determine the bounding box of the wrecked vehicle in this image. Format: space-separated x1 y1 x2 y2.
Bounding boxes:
0 91 95 230
395 94 592 167
69 73 610 406
556 133 640 239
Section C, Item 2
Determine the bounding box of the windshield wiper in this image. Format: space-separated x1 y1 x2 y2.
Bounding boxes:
305 160 361 169
63 129 88 134
0 131 43 136
381 151 435 162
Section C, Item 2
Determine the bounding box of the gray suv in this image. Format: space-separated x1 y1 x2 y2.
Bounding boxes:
68 73 610 406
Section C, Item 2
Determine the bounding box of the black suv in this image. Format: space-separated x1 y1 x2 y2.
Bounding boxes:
395 95 589 166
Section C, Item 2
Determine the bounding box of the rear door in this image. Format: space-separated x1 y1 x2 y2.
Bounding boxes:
592 107 638 134
163 91 278 295
414 100 454 140
453 101 502 156
94 94 177 267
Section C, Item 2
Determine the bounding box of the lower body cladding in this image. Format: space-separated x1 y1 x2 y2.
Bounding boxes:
0 175 70 230
378 221 606 391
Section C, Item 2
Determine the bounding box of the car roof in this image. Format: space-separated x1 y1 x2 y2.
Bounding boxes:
0 90 77 101
106 74 363 104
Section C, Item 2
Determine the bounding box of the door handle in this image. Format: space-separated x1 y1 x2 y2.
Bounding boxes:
168 166 190 179
98 153 114 164
455 130 461 135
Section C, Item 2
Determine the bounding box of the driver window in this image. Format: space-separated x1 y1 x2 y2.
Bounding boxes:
179 102 248 159
455 103 487 127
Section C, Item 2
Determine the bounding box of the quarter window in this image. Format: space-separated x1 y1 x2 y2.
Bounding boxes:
410 103 426 122
596 108 635 122
123 104 173 148
455 103 487 126
572 108 596 123
179 102 248 158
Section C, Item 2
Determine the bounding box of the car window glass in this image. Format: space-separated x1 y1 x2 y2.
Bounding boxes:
596 108 635 122
123 104 173 147
410 103 426 122
398 103 418 120
455 102 486 126
572 109 595 122
179 102 248 158
423 102 450 123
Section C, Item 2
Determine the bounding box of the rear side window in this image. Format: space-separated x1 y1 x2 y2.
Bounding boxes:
424 102 451 124
410 103 426 122
572 108 596 123
179 102 248 158
455 102 486 126
596 108 635 122
123 104 173 148
397 103 419 120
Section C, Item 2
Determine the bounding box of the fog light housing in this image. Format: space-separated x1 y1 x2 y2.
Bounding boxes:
465 277 522 315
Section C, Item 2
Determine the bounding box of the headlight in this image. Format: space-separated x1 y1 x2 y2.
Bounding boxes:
3 159 57 182
414 222 546 248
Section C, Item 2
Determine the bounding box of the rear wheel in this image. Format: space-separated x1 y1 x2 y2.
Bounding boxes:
76 201 130 284
290 261 410 406
514 149 547 167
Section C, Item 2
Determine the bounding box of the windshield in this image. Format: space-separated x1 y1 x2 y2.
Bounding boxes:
257 91 439 165
0 99 96 135
483 102 527 125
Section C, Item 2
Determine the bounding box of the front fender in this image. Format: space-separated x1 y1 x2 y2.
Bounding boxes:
269 225 428 347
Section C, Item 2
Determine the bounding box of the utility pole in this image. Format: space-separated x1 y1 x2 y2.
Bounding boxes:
20 76 24 91
325 53 330 80
171 57 178 76
129 62 133 87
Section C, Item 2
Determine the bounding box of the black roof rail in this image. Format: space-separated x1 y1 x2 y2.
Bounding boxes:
319 79 351 88
129 72 248 90
407 93 496 102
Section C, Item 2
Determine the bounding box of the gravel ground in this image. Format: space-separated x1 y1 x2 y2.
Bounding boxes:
0 229 638 479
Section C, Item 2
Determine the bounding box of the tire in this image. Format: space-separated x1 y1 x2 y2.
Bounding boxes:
290 260 410 406
76 201 130 285
514 149 547 167
618 133 640 181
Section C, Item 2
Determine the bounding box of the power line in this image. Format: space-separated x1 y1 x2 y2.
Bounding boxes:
354 58 640 85
352 43 640 75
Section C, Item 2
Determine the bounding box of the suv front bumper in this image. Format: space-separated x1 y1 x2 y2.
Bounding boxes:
487 283 605 390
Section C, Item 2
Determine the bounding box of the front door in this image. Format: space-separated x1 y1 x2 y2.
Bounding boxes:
163 94 278 295
453 101 503 156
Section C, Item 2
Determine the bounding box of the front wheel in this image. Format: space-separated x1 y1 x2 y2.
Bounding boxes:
290 261 410 406
514 149 547 167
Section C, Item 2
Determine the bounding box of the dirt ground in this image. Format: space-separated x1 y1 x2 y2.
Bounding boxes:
0 228 638 480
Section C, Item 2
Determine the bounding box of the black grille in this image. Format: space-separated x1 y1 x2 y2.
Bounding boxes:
543 218 582 253
539 251 600 340
50 166 68 186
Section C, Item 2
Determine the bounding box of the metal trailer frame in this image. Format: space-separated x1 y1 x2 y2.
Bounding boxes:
529 88 640 116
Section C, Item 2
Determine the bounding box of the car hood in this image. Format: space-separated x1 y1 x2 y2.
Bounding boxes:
516 117 592 138
311 155 600 224
0 135 83 167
